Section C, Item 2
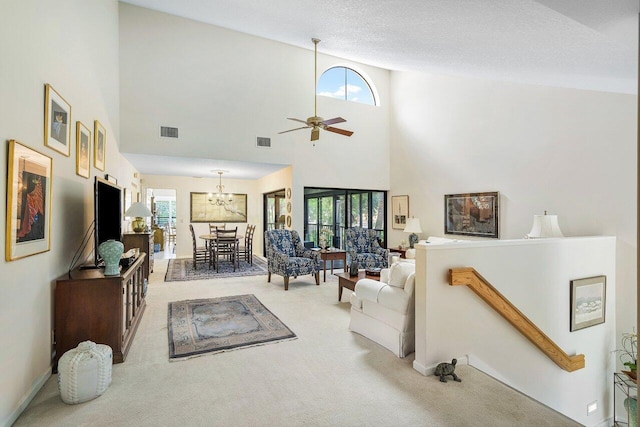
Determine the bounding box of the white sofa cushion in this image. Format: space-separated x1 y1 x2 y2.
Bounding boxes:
355 279 386 303
388 262 415 288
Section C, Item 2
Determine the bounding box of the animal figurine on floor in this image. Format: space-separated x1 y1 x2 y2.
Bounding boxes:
434 358 462 383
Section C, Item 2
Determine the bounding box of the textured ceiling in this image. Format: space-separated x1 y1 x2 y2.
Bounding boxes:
121 0 638 93
119 0 638 178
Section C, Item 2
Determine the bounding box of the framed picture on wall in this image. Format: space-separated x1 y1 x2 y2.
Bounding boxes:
94 120 106 171
76 122 91 178
570 275 606 332
5 140 53 261
44 84 71 156
392 195 409 230
189 192 247 223
444 191 499 238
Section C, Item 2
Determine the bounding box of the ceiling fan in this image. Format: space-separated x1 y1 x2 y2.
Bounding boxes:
278 38 354 143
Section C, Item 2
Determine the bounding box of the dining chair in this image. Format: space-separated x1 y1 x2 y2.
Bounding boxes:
238 224 255 265
189 224 208 269
209 223 225 233
212 227 238 272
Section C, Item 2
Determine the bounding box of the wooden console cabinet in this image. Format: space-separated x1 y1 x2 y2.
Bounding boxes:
122 232 153 279
54 254 147 366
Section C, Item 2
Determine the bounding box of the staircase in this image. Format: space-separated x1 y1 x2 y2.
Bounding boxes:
449 267 585 372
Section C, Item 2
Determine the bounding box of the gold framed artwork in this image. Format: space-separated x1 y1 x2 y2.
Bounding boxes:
44 84 71 156
392 195 409 230
189 192 248 223
76 122 91 178
5 140 53 261
94 120 106 171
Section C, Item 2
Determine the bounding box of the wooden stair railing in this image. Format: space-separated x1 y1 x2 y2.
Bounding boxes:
449 267 585 372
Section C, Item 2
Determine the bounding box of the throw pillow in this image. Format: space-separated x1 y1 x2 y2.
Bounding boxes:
388 262 414 288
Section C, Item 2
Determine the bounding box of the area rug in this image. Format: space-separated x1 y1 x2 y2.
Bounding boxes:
168 294 296 360
164 257 267 282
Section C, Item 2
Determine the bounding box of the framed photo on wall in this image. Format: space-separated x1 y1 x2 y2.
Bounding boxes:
76 122 91 178
570 275 606 332
44 83 71 156
190 192 247 223
444 191 499 238
392 195 409 230
94 120 106 171
5 140 53 261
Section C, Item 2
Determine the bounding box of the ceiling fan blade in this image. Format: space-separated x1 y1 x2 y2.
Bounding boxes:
311 128 320 141
286 117 309 125
278 126 309 134
325 126 354 137
321 117 346 126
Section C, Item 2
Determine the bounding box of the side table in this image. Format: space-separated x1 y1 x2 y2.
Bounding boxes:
614 372 637 426
319 249 347 282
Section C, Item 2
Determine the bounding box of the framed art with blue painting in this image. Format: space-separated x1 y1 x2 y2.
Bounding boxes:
44 84 72 156
5 140 53 261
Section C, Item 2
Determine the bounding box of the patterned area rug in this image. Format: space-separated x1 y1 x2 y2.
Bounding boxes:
168 294 296 360
164 257 267 282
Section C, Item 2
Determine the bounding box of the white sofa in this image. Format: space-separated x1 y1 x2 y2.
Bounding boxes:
349 262 416 357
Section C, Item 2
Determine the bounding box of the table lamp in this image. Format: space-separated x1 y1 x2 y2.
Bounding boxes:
526 211 564 238
125 202 152 233
404 217 422 248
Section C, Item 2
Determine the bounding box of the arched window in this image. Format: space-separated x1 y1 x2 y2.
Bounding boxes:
317 66 376 106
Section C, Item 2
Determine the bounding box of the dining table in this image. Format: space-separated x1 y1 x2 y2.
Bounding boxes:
199 233 243 268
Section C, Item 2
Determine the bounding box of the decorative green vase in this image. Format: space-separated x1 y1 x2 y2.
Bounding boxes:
625 396 637 427
98 239 123 276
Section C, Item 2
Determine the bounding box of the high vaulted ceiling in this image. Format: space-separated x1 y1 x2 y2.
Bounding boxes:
122 0 638 94
119 0 638 179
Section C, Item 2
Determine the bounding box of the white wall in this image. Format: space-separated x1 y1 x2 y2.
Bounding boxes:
118 3 391 220
414 237 616 426
141 175 263 258
0 2 140 425
388 70 637 364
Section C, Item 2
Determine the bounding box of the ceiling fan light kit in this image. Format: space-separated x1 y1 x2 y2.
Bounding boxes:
278 38 353 144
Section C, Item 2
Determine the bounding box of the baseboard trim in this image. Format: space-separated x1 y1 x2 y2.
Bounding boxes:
413 355 469 376
2 365 51 427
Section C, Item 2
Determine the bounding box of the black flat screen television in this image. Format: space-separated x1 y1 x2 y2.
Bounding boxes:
94 176 122 266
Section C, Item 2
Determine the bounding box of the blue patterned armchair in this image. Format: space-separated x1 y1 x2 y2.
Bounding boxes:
345 227 389 270
264 229 321 291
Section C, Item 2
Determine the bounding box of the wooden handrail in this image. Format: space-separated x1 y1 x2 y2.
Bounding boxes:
449 267 585 372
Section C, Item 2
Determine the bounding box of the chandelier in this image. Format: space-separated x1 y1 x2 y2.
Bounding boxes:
208 171 233 205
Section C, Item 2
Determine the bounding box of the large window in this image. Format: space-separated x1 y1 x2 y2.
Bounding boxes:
304 188 387 249
317 67 376 106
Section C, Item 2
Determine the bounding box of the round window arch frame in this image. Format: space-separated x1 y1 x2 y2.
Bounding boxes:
317 64 380 107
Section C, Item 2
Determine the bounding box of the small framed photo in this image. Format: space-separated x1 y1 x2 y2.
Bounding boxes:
392 195 409 230
445 191 499 238
94 120 106 171
5 140 53 261
570 275 606 331
44 84 71 156
76 122 91 178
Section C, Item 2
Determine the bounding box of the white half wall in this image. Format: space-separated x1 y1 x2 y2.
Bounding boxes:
414 237 616 426
388 70 636 372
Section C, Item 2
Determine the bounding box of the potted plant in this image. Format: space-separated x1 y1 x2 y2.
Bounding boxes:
618 331 637 381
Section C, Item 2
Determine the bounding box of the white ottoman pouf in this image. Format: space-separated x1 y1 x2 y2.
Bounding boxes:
57 341 112 404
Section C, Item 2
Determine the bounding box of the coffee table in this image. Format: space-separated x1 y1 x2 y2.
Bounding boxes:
336 270 380 301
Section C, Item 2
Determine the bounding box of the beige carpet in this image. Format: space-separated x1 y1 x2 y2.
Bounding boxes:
15 258 579 426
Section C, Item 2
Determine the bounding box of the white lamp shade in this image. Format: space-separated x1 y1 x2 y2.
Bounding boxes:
403 218 422 234
125 202 152 218
527 214 564 238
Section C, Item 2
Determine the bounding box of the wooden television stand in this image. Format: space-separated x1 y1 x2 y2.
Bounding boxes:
54 253 147 367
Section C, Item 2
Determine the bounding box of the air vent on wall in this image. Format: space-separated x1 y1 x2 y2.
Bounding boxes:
160 126 179 138
256 136 271 148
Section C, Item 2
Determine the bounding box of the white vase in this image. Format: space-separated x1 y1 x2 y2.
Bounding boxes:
98 239 123 276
